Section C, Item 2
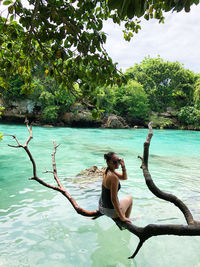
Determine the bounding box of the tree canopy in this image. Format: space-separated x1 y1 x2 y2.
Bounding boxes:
0 0 199 96
125 57 199 111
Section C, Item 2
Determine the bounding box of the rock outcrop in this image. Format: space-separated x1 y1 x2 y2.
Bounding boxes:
74 166 106 185
0 100 131 128
76 166 106 179
1 99 41 123
101 115 129 129
62 111 101 127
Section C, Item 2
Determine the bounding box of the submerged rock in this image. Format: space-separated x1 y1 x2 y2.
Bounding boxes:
76 166 105 179
75 166 106 185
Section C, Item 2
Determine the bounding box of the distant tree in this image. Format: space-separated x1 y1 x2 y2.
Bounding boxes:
125 57 198 112
171 68 198 108
193 78 200 107
33 76 76 122
113 80 149 123
92 85 116 114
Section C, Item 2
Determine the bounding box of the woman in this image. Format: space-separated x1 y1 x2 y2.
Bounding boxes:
99 152 132 223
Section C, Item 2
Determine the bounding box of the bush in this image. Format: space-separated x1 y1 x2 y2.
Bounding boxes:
43 106 60 122
178 106 200 126
149 112 175 129
194 78 200 108
113 80 150 123
2 75 25 101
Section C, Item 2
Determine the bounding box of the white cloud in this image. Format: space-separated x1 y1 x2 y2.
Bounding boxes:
103 4 200 73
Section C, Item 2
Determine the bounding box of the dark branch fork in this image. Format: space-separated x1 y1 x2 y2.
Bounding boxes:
7 120 200 259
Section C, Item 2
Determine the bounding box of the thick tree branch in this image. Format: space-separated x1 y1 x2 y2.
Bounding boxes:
139 122 197 226
143 121 153 168
7 120 200 260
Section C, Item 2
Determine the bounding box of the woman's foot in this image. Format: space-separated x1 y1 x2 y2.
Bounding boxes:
130 214 143 221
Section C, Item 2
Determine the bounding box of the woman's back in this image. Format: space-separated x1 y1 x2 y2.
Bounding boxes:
100 171 121 209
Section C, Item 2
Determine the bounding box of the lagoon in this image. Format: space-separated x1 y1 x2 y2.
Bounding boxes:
0 123 200 267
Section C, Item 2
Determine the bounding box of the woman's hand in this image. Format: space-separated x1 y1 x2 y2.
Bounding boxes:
114 158 127 180
120 216 132 224
120 158 125 168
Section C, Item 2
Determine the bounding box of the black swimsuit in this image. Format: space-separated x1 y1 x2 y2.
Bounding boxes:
99 182 121 209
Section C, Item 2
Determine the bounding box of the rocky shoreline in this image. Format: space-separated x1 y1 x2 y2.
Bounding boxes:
0 112 133 129
0 99 133 129
1 99 200 130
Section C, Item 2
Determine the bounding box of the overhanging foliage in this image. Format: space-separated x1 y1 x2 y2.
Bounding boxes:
0 0 199 96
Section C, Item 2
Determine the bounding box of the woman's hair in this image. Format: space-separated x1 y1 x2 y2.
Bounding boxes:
104 152 115 174
104 152 115 162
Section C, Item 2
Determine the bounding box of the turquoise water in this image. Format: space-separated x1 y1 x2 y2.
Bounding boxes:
0 123 200 267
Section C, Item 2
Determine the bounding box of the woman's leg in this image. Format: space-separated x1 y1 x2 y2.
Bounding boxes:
119 195 132 218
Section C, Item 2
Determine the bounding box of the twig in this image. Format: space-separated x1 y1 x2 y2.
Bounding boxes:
52 141 63 189
24 118 33 147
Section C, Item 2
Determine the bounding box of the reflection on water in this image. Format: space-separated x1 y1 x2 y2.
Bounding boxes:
91 219 134 267
0 124 200 266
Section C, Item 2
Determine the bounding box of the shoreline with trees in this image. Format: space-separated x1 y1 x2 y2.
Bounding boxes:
1 56 200 131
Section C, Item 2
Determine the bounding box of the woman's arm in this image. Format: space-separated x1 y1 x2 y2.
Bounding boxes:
114 158 127 180
110 175 130 223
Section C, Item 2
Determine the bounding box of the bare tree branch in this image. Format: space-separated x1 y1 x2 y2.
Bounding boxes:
8 120 102 219
128 239 144 259
52 141 63 189
143 121 153 168
7 120 200 260
24 118 33 147
5 134 22 147
139 122 197 226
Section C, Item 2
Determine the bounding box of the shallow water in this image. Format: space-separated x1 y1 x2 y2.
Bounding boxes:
0 123 200 267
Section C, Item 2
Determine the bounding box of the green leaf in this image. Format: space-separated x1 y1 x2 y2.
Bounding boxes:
8 5 14 13
10 15 14 22
3 0 13 5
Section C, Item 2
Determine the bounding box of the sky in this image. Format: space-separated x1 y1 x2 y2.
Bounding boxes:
103 4 200 73
1 2 200 74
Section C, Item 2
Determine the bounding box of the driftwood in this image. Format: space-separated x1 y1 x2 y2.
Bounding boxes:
7 120 200 259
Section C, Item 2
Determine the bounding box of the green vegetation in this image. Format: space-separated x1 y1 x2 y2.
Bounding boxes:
125 57 198 112
178 106 200 127
0 106 4 140
0 107 4 115
111 80 149 124
1 56 200 129
149 112 175 129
